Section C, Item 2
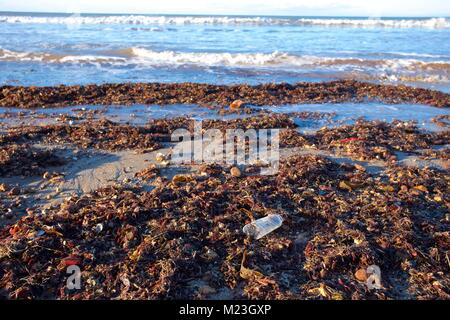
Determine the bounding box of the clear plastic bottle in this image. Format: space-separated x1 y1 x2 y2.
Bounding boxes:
243 214 283 240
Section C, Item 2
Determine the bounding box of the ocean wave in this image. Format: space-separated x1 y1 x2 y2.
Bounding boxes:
0 15 449 28
1 47 448 68
1 47 449 83
386 52 450 59
0 48 127 64
382 74 449 83
129 48 301 66
129 48 450 72
2 47 450 70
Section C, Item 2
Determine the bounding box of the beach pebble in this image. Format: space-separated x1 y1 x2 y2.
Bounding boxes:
155 152 166 162
95 223 104 233
230 99 244 110
355 269 368 282
230 167 241 177
0 183 9 192
4 209 14 219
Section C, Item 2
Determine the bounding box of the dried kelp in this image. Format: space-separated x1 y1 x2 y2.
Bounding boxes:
1 80 449 109
1 154 447 300
314 120 445 162
0 144 65 177
1 120 162 152
0 107 449 301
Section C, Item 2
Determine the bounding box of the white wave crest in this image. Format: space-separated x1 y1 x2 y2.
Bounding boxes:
1 47 449 83
0 15 449 29
0 48 127 64
2 47 450 70
129 48 311 66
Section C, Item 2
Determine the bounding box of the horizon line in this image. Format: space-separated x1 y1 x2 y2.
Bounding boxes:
0 10 448 18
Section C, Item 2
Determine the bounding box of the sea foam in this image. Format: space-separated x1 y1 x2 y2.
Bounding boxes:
1 47 449 83
0 15 449 29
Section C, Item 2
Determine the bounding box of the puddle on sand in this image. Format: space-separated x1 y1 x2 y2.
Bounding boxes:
0 104 249 128
266 103 450 133
1 102 449 132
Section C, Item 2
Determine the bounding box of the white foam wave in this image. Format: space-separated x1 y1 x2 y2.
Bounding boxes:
129 48 310 66
130 48 450 72
0 48 127 64
386 52 450 59
1 47 449 83
2 47 450 69
0 15 449 28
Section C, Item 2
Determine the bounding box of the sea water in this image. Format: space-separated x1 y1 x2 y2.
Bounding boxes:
0 12 449 92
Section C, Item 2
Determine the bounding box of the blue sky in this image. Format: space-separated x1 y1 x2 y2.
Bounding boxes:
0 0 449 17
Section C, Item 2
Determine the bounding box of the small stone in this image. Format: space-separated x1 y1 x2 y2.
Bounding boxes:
160 160 170 167
172 174 193 184
5 209 14 219
355 269 368 282
94 223 104 233
230 167 241 177
155 152 165 162
230 100 244 110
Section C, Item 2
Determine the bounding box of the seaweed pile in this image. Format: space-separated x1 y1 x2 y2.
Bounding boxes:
0 154 448 300
1 80 449 109
0 114 297 153
1 120 162 153
280 120 449 162
0 144 65 177
0 102 448 300
314 120 446 162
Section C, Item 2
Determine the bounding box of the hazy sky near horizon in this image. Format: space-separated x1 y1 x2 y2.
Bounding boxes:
0 0 449 17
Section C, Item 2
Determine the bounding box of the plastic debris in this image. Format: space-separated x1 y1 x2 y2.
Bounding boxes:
243 214 283 240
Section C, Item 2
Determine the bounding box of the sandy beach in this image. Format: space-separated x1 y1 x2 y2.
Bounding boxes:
0 80 449 299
